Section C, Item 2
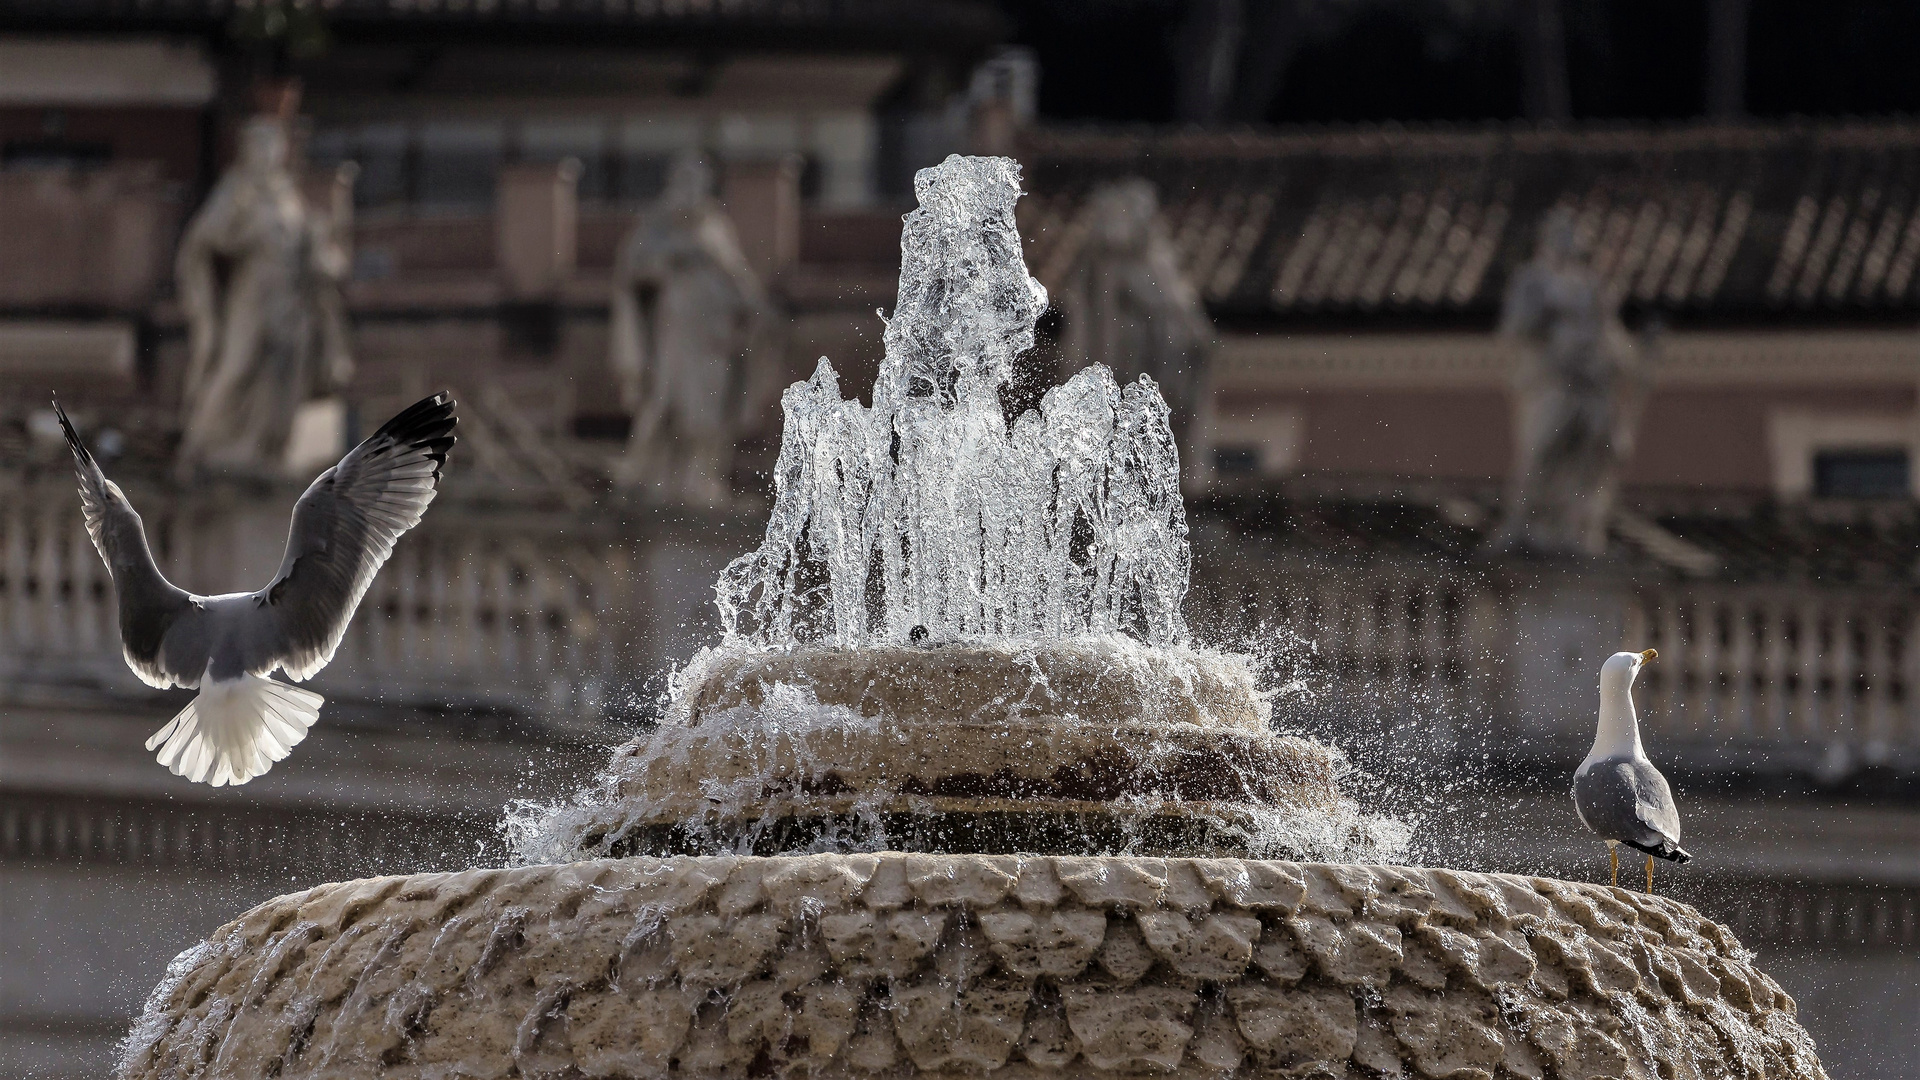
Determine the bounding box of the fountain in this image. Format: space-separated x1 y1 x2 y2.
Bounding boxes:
117 157 1825 1080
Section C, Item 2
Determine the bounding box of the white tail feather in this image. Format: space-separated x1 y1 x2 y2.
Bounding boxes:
146 675 324 787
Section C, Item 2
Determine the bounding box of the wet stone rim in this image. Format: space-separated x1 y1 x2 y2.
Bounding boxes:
121 855 1825 1080
588 806 1367 860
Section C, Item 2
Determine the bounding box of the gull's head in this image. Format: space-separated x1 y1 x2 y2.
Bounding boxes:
1601 648 1657 689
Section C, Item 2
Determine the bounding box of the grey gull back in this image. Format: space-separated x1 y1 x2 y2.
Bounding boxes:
58 393 457 787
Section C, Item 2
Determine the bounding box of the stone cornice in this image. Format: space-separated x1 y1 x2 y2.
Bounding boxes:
1213 330 1920 390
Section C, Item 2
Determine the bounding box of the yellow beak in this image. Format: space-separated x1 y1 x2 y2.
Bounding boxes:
1639 648 1659 663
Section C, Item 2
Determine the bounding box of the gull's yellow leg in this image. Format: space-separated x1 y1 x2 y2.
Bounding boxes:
1609 845 1619 888
1646 855 1655 894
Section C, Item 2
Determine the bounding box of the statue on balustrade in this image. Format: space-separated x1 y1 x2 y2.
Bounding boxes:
1057 178 1214 486
1487 207 1649 558
175 110 356 479
608 154 772 506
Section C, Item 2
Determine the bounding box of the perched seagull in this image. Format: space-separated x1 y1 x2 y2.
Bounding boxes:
1573 648 1692 891
58 394 456 787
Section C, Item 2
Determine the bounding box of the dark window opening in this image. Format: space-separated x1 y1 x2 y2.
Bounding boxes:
1814 449 1909 500
1213 447 1260 475
2 139 111 170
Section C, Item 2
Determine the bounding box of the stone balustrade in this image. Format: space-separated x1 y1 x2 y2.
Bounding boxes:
1197 556 1920 778
1625 585 1920 771
0 476 745 723
6 474 1919 774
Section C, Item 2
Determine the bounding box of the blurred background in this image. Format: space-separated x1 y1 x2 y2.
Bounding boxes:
1 1 1918 1076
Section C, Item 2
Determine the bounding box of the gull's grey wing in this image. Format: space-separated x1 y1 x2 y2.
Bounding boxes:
56 402 199 689
245 393 457 680
1573 756 1691 862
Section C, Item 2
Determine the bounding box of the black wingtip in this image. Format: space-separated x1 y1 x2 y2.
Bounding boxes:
52 398 94 468
367 392 458 469
1627 838 1692 864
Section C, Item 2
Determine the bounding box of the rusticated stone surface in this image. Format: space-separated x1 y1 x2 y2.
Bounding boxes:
120 855 1825 1080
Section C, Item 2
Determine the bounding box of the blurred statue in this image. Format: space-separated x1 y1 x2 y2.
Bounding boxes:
1058 179 1213 482
176 112 356 478
609 154 771 506
1488 208 1648 557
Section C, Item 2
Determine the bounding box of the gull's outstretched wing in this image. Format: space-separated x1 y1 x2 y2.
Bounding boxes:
56 402 197 689
247 393 457 681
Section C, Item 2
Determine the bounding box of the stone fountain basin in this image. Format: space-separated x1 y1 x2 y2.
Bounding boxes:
120 854 1824 1080
526 639 1383 863
574 717 1347 860
678 641 1272 732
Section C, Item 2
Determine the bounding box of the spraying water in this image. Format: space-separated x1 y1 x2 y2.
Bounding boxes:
717 156 1190 648
506 154 1407 867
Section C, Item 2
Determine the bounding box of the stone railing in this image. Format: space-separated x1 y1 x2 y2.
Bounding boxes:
1198 551 1920 777
0 476 744 724
7 473 1919 773
1625 583 1920 773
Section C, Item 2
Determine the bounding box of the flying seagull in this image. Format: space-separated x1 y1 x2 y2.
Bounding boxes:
58 393 457 787
1573 648 1692 891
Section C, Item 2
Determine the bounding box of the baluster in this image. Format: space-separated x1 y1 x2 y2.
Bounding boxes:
1315 583 1343 673
1727 592 1755 738
66 512 98 657
1761 595 1789 740
515 551 535 688
1355 583 1379 679
1904 609 1920 754
1796 601 1824 740
1831 609 1857 744
62 508 89 654
525 549 546 688
430 534 454 681
460 538 485 679
1621 593 1650 652
36 506 66 654
420 536 443 679
1634 595 1662 721
529 552 550 687
1779 601 1803 739
1656 597 1685 732
583 550 604 683
4 507 27 651
1864 604 1895 752
523 555 550 687
489 546 513 687
374 540 399 677
432 536 454 675
598 544 624 680
1384 581 1408 684
1695 594 1723 739
353 543 379 677
1419 585 1444 697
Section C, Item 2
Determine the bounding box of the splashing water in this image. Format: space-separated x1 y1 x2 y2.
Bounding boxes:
504 154 1411 867
717 155 1190 648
